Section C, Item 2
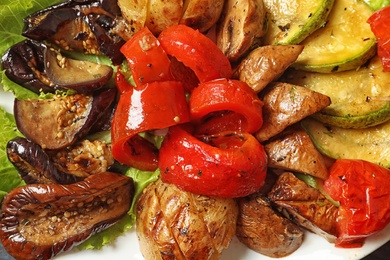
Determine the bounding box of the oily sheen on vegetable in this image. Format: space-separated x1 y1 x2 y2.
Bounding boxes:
111 24 267 198
367 5 390 72
323 159 390 248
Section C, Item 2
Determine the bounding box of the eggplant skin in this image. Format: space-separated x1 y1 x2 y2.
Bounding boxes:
14 88 116 150
6 137 84 184
135 179 239 260
0 172 134 260
22 0 125 65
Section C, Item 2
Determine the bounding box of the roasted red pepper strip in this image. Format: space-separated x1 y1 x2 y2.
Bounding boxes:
159 125 268 198
190 78 264 134
158 24 233 86
111 78 190 171
367 6 390 71
120 27 173 86
323 159 390 248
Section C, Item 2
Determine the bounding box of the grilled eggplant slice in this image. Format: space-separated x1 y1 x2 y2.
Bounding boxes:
0 172 134 260
14 88 116 150
268 172 338 242
6 137 83 184
1 39 113 94
52 139 114 178
7 137 114 184
135 178 238 259
22 0 125 64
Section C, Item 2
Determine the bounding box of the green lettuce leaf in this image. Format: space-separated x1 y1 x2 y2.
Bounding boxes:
0 106 24 202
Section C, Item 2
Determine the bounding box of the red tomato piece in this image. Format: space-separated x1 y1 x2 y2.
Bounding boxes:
111 80 190 171
323 159 390 248
367 6 390 71
159 125 268 198
120 27 172 86
190 78 264 134
158 24 233 86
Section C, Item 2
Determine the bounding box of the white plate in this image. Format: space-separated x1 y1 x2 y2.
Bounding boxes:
1 88 389 260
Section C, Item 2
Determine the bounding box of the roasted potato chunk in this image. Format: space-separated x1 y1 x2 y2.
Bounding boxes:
181 0 225 32
216 0 267 62
264 125 329 179
268 172 339 242
236 193 303 258
233 45 304 93
256 82 331 142
135 179 239 259
118 0 225 36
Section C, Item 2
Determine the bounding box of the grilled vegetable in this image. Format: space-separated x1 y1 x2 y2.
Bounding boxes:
216 0 267 62
268 172 339 243
118 0 224 36
1 39 113 94
135 178 238 259
233 45 304 93
22 0 126 64
282 56 390 128
255 82 331 142
301 118 390 167
236 193 304 257
368 5 390 72
264 124 329 180
52 139 114 178
6 137 84 184
180 0 225 32
263 0 334 45
293 0 376 73
0 172 134 260
323 159 390 248
14 88 116 150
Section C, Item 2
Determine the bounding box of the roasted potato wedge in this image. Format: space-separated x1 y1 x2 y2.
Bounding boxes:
180 0 225 32
256 82 331 142
233 45 304 93
216 0 267 62
268 172 338 243
264 124 329 180
118 0 225 36
135 179 239 259
147 0 184 35
236 188 303 257
117 0 148 36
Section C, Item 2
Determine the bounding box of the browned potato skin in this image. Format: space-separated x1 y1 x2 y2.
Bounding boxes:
180 0 225 32
268 172 338 242
236 192 304 258
256 82 331 142
216 0 267 62
135 179 239 260
233 45 304 93
118 0 225 36
264 125 329 180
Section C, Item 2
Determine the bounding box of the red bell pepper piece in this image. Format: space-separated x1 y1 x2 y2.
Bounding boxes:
367 6 390 72
323 159 390 248
158 24 233 88
120 26 173 86
190 78 264 134
111 79 190 171
159 125 268 198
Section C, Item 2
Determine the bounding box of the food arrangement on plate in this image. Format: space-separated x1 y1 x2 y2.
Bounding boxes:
1 0 390 259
